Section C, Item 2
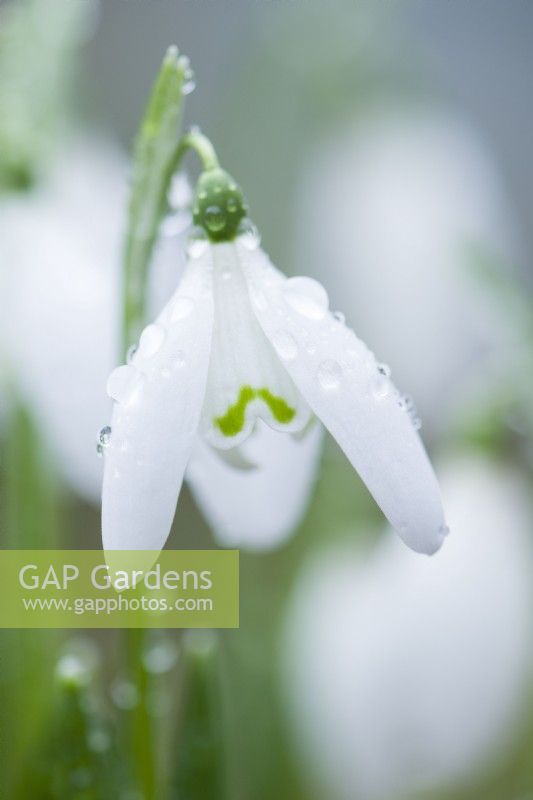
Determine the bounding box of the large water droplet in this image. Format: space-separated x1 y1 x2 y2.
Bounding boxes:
272 330 298 360
107 365 143 404
187 226 209 259
139 324 165 358
283 276 329 320
317 359 343 390
237 218 261 250
204 205 225 233
171 296 194 322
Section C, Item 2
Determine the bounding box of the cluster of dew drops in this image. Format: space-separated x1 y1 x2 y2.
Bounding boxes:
252 269 423 432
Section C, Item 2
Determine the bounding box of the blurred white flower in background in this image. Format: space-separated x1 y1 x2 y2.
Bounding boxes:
292 109 523 437
0 138 188 502
281 454 533 800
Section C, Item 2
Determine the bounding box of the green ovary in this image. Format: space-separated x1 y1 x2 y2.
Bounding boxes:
215 385 296 437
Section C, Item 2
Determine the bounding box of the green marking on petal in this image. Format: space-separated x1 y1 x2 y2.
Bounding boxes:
257 388 296 425
214 385 296 437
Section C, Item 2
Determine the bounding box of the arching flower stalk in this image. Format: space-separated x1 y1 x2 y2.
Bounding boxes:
101 54 447 558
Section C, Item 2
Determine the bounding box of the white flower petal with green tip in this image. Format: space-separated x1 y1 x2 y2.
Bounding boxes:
241 242 447 555
102 250 214 552
199 242 311 449
187 419 323 550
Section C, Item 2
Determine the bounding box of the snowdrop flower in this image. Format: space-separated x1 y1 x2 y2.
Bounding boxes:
102 151 447 556
281 455 533 800
292 109 522 436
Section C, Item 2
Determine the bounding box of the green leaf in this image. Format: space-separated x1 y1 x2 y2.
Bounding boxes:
170 632 227 800
122 46 189 357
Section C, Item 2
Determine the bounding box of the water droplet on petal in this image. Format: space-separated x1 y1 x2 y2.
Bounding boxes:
272 330 298 360
283 276 329 321
377 362 391 378
187 226 209 258
237 218 261 250
107 365 143 403
333 310 346 325
317 359 343 390
99 425 112 445
372 374 390 399
171 296 194 322
96 425 112 456
139 324 165 358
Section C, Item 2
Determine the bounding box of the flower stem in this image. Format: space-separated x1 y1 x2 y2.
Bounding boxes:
173 129 220 173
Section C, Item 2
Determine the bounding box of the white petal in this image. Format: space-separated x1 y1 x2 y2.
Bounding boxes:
199 242 311 449
187 420 323 551
242 244 446 554
281 456 533 800
102 250 213 552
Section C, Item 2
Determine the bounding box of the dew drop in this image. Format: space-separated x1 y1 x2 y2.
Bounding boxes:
333 310 346 325
182 63 196 95
107 364 143 403
139 324 165 358
283 276 329 320
237 218 261 250
317 359 343 390
187 226 209 258
226 197 238 213
171 296 194 322
96 425 112 456
372 375 390 400
272 330 298 360
377 362 391 378
204 205 225 233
